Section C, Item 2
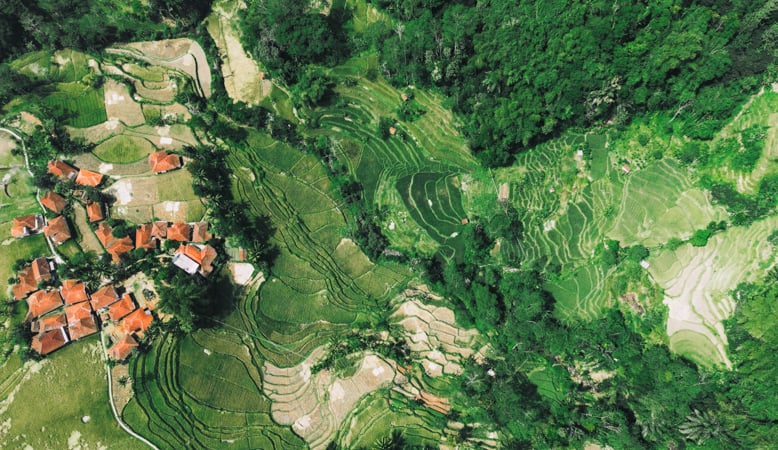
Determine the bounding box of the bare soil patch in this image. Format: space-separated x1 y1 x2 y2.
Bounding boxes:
103 79 145 127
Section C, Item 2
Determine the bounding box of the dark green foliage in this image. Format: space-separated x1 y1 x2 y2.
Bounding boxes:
600 240 620 266
675 141 705 165
377 116 395 140
369 1 769 166
732 125 767 172
154 264 234 333
625 245 649 262
689 229 712 247
0 0 212 62
291 66 333 107
488 204 524 242
311 328 411 374
240 0 350 81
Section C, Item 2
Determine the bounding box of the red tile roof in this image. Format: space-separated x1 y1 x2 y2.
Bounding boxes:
151 221 168 239
75 169 104 187
174 244 217 276
47 160 78 180
191 222 210 242
41 191 67 214
65 301 93 324
12 214 43 238
26 290 63 321
44 215 72 245
31 313 67 333
95 222 113 247
12 267 38 300
31 257 53 282
167 222 191 242
68 315 98 340
108 334 137 360
108 293 136 321
90 285 119 310
31 328 69 355
121 308 153 335
135 224 156 250
86 202 104 222
60 279 89 305
149 151 182 174
107 237 134 262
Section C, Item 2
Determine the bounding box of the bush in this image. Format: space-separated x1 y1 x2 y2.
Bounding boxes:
689 229 712 247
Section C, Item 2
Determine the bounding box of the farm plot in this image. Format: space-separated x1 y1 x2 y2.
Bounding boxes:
106 170 202 223
124 332 304 449
42 82 107 128
103 78 145 127
93 134 156 163
228 140 409 365
648 215 778 367
0 338 136 449
10 49 91 83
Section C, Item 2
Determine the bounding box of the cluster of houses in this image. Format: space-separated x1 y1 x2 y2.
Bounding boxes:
12 257 154 358
7 151 218 358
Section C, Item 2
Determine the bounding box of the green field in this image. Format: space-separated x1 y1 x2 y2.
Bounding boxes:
93 135 157 163
43 82 107 128
0 337 137 449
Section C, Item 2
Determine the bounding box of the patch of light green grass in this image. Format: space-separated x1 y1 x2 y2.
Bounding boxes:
93 135 156 163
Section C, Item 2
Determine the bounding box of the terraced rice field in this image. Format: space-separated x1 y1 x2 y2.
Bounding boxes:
42 82 107 128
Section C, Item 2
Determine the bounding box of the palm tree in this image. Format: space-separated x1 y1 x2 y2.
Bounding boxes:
679 409 730 446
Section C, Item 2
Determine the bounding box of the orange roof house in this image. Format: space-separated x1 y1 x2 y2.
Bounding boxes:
65 301 92 323
108 334 138 361
43 215 72 245
151 221 168 240
12 214 44 238
135 224 156 250
95 222 113 247
90 285 119 311
41 191 67 214
31 257 53 282
108 293 136 321
149 151 183 174
75 169 104 187
389 127 397 135
47 160 78 180
121 308 153 335
173 244 218 276
31 328 69 355
68 314 98 340
95 223 133 262
191 222 210 242
86 202 104 222
12 267 38 300
60 279 89 305
26 290 63 321
31 313 67 333
167 222 191 242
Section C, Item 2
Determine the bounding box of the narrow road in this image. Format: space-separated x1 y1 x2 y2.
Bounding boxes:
0 127 64 264
100 331 159 450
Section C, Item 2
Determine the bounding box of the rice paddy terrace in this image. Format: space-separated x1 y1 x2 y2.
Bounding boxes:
4 10 778 447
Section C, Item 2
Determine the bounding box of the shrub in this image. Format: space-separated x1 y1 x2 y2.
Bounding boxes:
689 229 712 247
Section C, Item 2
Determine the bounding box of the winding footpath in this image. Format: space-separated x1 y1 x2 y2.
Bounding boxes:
1 126 156 449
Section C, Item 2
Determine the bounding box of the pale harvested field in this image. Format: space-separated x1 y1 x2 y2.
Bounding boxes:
206 0 271 104
73 204 104 253
104 78 145 127
263 348 395 450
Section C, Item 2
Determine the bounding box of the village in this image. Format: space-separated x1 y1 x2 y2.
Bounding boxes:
9 150 219 360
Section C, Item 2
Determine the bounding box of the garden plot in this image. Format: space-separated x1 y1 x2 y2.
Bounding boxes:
105 170 202 223
391 298 484 376
263 348 395 450
206 0 272 104
103 78 145 127
648 215 778 367
108 38 212 98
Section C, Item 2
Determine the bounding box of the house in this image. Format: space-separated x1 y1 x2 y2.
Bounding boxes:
95 222 134 262
191 222 210 243
108 293 135 321
26 290 63 321
75 169 104 187
148 151 183 174
65 302 98 340
167 222 191 242
621 164 631 174
135 224 156 250
12 257 53 300
43 215 72 245
60 279 89 305
31 313 67 333
389 127 397 135
47 160 78 180
31 328 69 355
120 308 153 335
151 221 168 240
173 243 217 276
90 285 119 311
108 334 138 361
41 191 67 214
11 214 44 238
86 202 104 222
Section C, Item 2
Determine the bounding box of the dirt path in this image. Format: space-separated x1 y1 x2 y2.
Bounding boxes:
73 204 104 253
